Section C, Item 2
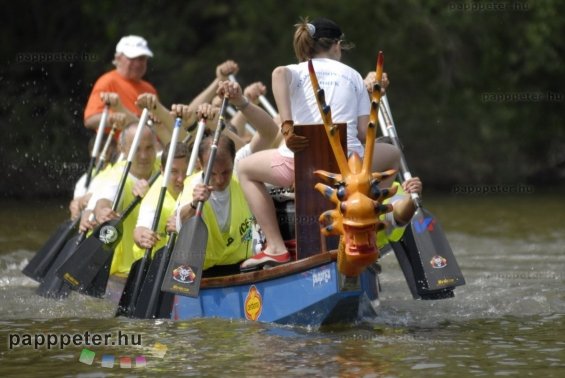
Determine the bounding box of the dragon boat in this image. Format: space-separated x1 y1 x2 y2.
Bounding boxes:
106 56 464 326
29 55 464 326
105 116 463 326
103 123 387 326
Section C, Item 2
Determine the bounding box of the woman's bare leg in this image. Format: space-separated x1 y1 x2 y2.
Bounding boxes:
237 149 290 255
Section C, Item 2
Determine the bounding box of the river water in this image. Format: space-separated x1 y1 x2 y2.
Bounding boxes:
0 194 564 377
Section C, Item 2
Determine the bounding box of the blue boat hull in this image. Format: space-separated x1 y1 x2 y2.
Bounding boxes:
170 261 379 326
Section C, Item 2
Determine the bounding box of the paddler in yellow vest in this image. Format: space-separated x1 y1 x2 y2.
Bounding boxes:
133 142 189 256
372 138 422 249
171 80 280 271
177 134 254 269
88 122 160 276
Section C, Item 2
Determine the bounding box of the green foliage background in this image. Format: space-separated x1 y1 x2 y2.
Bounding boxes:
0 0 563 198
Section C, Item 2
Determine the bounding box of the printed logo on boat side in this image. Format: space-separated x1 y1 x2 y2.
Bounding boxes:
99 225 118 244
312 268 331 287
171 265 196 284
430 255 447 269
244 285 262 321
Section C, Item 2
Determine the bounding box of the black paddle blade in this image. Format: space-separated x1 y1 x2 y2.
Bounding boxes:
80 254 112 298
36 234 82 299
23 219 77 282
56 220 121 290
391 207 465 300
129 248 164 318
133 237 176 319
115 259 144 317
161 218 207 298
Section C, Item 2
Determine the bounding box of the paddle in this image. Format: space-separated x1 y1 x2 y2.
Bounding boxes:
57 109 153 291
23 105 110 282
85 105 110 188
118 117 183 317
23 218 78 283
137 234 177 317
38 171 159 298
38 110 120 297
186 118 207 175
225 75 256 136
59 171 160 293
36 232 86 298
131 118 207 318
378 96 465 299
229 73 278 118
161 98 228 297
112 235 174 317
94 123 117 175
258 95 278 118
81 116 151 298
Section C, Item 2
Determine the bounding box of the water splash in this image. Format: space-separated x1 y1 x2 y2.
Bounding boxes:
370 231 565 328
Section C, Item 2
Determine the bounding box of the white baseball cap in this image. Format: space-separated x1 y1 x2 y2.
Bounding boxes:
115 35 154 58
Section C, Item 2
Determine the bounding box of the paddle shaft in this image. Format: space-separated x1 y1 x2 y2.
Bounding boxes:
378 96 422 206
85 105 110 189
195 97 228 214
187 119 206 175
124 186 167 313
94 125 116 175
126 118 182 315
112 108 150 212
258 95 277 118
142 233 176 318
116 173 161 224
225 106 256 136
78 172 159 253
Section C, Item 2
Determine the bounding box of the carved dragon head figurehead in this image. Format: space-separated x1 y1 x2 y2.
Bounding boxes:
314 151 397 276
308 52 397 277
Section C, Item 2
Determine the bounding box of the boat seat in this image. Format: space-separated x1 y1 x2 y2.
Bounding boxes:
268 185 295 202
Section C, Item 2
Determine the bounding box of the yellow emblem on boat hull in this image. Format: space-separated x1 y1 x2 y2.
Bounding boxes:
244 285 262 321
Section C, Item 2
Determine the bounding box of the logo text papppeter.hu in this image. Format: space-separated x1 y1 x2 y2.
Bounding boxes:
8 331 142 350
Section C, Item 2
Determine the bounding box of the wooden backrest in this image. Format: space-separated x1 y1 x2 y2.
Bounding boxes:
293 124 347 259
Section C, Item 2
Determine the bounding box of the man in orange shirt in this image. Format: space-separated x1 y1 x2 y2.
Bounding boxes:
84 35 157 133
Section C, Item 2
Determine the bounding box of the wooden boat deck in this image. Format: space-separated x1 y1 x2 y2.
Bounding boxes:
201 250 337 288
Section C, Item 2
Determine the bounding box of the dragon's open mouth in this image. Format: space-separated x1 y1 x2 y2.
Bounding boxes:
343 224 377 255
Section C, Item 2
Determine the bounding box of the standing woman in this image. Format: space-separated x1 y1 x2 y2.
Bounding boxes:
238 17 373 270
